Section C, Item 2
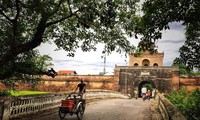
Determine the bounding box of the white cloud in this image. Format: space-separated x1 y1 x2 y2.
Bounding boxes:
36 22 186 74
158 23 186 65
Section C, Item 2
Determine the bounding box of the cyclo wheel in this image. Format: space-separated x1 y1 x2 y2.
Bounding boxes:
59 108 66 119
77 103 84 120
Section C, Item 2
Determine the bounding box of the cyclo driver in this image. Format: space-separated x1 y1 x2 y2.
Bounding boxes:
74 79 86 99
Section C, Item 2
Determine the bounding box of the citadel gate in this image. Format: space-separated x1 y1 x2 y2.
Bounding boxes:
114 51 180 97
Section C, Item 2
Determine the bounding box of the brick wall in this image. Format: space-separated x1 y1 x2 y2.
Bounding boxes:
129 52 164 66
180 77 200 92
11 75 117 92
1 74 199 93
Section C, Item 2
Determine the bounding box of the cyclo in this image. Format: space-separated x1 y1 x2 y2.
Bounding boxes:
58 92 86 120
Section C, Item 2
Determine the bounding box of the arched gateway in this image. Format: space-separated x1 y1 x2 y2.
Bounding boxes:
114 51 180 97
137 80 156 97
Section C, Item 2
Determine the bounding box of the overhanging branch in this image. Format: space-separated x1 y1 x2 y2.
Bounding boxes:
0 18 48 67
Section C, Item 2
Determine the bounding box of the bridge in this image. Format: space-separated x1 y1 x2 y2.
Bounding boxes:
0 90 186 120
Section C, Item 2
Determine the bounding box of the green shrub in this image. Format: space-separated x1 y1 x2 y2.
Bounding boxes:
165 88 200 120
0 90 11 96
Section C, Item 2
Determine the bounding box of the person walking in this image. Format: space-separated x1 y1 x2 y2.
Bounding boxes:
134 90 138 100
147 90 151 100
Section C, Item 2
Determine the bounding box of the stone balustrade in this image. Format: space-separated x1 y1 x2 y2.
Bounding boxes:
156 93 186 120
0 90 128 120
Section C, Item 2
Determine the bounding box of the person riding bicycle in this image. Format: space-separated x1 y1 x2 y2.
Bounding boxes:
74 79 86 99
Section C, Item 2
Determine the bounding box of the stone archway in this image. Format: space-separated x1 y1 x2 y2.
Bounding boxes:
142 59 150 66
137 80 156 97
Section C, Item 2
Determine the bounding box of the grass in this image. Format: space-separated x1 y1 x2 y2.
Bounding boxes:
10 90 49 96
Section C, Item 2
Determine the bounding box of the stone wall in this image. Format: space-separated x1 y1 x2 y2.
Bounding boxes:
180 77 200 92
1 74 199 93
9 75 117 92
115 66 179 96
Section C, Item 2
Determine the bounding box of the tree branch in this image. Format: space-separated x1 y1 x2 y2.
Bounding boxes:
0 17 48 67
0 9 13 22
14 0 20 21
67 0 72 14
46 13 75 27
46 6 86 27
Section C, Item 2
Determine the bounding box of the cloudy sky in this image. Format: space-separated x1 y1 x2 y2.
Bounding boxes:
36 22 186 75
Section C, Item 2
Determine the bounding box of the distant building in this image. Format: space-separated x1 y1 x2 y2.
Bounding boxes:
57 70 77 75
129 51 164 66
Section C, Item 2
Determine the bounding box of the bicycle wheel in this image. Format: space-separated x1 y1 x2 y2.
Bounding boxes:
59 108 66 119
77 103 84 120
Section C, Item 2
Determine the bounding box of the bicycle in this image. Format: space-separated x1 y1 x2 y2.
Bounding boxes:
58 92 86 120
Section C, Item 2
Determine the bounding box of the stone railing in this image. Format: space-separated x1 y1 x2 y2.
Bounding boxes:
0 90 128 120
156 93 186 120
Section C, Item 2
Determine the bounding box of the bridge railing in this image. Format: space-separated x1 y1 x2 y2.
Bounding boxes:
0 90 127 120
156 93 186 120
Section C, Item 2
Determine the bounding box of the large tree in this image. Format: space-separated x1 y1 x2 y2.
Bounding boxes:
0 0 139 66
139 0 200 71
0 0 141 80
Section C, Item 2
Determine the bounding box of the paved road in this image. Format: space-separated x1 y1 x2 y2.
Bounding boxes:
12 98 153 120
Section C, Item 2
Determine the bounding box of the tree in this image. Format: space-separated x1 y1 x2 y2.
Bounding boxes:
173 58 190 75
180 22 200 71
138 0 200 70
0 0 139 68
0 50 53 87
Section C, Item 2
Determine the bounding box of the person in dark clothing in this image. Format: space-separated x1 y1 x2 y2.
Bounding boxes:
75 79 86 93
75 79 86 99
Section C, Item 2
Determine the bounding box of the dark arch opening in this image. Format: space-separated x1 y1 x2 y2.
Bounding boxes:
134 63 138 66
138 80 156 97
142 59 150 66
153 63 158 66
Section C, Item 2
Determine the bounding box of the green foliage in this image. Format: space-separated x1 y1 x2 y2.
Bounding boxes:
0 50 53 88
165 88 200 120
173 58 190 75
173 57 200 76
140 0 200 70
191 71 200 76
143 84 153 91
0 90 48 97
0 0 140 67
10 90 49 96
0 90 11 96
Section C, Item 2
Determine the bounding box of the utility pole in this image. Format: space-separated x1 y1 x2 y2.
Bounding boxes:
125 60 128 94
103 45 106 75
103 53 106 75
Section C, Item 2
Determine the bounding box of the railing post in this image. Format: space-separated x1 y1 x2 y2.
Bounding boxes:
2 98 11 120
0 101 4 120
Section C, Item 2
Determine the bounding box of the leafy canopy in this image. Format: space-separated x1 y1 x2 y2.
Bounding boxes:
0 0 140 67
140 0 200 70
0 0 142 82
